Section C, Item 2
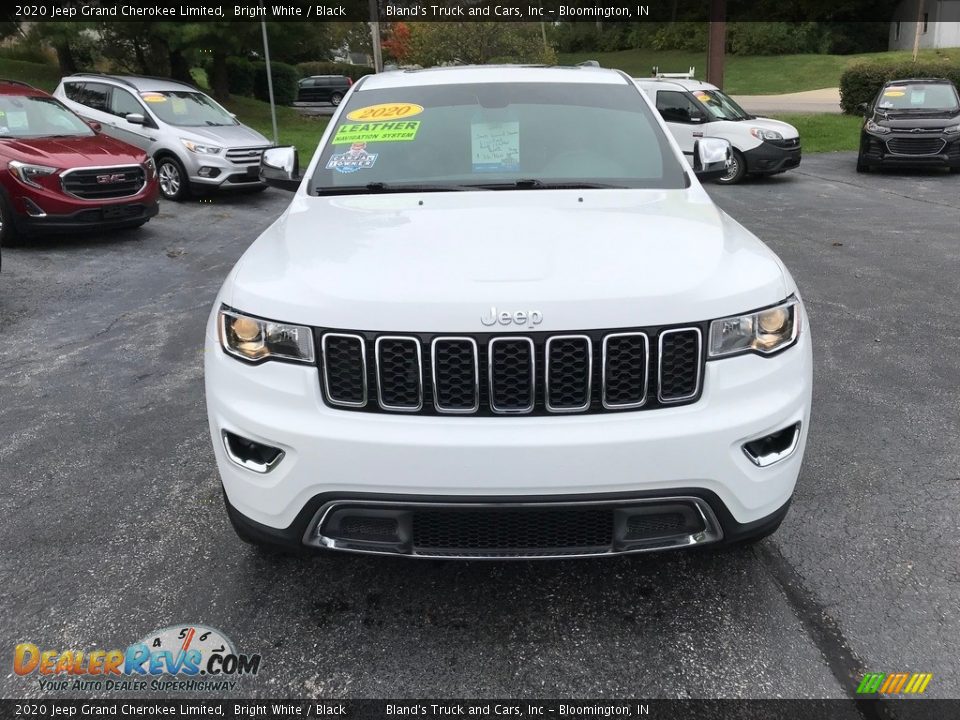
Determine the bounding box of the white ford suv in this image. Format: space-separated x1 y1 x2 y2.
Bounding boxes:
204 66 812 559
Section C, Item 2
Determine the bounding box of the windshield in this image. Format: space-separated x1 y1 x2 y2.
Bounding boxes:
311 82 686 193
140 91 238 127
0 95 94 138
696 89 751 121
876 83 960 112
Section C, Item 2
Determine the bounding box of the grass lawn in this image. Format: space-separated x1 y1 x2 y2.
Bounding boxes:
0 57 62 92
558 47 960 94
771 113 862 153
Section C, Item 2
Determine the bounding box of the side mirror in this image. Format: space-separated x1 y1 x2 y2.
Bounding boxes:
690 111 705 124
260 146 301 191
692 137 732 181
125 113 145 125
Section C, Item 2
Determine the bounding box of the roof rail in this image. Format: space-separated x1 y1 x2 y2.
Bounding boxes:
0 78 38 89
577 60 601 68
67 71 139 90
67 72 197 91
651 66 697 79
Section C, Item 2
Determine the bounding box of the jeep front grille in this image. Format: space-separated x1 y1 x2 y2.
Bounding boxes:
317 326 704 416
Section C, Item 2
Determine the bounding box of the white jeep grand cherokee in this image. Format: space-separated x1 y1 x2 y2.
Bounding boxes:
204 65 812 559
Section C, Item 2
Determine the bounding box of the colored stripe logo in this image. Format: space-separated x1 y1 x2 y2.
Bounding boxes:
856 672 932 695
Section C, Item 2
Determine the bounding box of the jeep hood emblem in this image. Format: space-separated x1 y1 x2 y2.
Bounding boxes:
481 306 543 327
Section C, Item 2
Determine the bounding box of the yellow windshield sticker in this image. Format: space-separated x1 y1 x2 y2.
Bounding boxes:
141 93 167 103
346 103 424 122
695 93 711 102
883 90 905 97
333 121 420 144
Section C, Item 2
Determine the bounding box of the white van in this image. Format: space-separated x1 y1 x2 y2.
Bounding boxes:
635 75 801 184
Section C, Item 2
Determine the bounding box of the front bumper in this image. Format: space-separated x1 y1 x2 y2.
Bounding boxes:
182 150 268 188
205 307 813 549
742 140 802 175
14 199 159 234
860 132 960 168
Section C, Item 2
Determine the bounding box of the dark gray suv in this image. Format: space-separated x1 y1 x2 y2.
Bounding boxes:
296 76 352 106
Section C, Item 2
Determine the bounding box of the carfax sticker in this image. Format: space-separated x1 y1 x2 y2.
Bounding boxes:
326 142 378 173
346 103 424 122
333 121 420 144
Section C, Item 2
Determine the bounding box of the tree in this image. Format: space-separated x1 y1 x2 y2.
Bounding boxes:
382 22 412 64
406 23 555 67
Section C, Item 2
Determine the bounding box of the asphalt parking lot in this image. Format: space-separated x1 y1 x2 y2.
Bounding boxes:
1 152 958 700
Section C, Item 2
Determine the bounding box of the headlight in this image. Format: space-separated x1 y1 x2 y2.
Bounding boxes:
708 298 800 358
218 307 315 364
750 128 783 141
8 160 57 187
143 157 157 179
944 124 960 135
865 119 890 135
181 139 222 154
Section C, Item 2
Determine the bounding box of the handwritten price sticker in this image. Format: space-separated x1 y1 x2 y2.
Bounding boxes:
346 103 424 122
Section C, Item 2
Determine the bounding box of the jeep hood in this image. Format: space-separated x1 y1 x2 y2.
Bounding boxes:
228 189 790 332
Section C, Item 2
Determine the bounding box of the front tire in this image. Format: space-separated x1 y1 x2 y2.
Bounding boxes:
330 91 344 106
715 148 746 185
0 190 22 247
856 155 870 173
156 155 191 201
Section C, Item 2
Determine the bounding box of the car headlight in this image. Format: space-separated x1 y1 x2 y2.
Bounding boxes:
750 128 783 141
143 157 157 179
8 160 57 188
865 119 890 135
708 298 800 358
181 139 222 154
944 124 960 135
218 307 315 364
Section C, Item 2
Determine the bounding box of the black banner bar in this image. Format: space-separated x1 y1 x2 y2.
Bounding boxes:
1 700 958 720
5 1 913 23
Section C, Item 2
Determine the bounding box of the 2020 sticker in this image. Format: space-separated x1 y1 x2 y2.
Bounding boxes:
346 103 424 122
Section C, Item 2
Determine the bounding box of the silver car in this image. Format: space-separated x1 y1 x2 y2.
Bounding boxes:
54 74 272 201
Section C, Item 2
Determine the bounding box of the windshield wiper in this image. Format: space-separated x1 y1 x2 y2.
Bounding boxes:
314 181 480 196
475 179 626 190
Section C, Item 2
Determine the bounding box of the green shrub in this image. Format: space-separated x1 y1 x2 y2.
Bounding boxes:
252 60 299 105
839 61 960 114
296 61 373 83
651 23 707 52
0 42 54 65
728 23 818 56
226 57 255 97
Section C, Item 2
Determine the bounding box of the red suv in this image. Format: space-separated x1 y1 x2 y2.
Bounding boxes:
0 79 159 252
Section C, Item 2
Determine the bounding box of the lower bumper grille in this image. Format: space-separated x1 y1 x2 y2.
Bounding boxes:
886 137 946 156
309 498 722 558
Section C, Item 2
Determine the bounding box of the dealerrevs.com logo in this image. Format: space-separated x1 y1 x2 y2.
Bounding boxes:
14 624 261 693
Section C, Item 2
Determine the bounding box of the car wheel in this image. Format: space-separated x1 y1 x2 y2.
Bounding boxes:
331 92 344 106
856 155 870 173
715 149 746 185
0 190 21 247
156 156 191 201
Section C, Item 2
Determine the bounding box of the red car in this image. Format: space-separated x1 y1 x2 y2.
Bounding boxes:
0 79 159 253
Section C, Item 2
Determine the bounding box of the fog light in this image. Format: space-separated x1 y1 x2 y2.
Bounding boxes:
221 431 284 473
742 423 801 467
23 198 46 217
198 167 220 178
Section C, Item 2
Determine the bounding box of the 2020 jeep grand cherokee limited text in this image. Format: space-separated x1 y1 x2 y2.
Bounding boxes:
204 66 813 559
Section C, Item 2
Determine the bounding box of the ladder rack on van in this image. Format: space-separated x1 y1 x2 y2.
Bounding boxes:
651 67 696 79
